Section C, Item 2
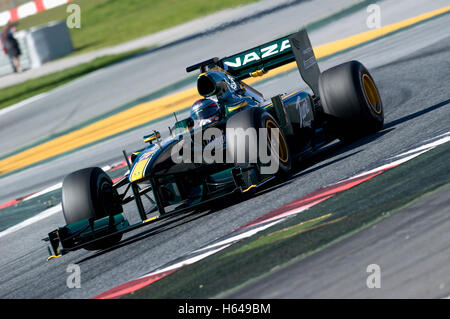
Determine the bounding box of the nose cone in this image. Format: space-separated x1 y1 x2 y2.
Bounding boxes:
129 148 157 182
129 157 150 182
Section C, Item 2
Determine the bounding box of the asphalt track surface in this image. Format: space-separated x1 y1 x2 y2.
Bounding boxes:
0 6 450 298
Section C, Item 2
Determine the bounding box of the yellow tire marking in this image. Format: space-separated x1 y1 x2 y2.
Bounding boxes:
362 74 382 114
265 119 289 163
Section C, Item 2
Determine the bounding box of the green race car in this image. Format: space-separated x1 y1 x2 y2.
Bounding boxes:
45 29 383 259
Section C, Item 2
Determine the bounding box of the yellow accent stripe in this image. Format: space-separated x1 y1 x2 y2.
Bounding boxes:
47 254 62 261
143 216 158 223
242 184 256 193
228 101 248 112
263 90 301 109
144 135 157 143
130 158 150 182
250 69 265 77
242 177 272 193
0 6 448 176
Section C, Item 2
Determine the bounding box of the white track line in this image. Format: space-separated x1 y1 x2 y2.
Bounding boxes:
340 133 450 183
0 203 61 239
390 134 450 159
349 149 429 180
192 220 281 254
0 92 49 118
138 244 233 280
23 182 63 202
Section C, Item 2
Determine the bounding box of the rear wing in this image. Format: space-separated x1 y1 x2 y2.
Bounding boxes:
221 35 293 79
187 29 321 96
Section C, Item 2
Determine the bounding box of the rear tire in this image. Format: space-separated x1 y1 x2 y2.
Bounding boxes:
226 107 291 176
318 60 384 142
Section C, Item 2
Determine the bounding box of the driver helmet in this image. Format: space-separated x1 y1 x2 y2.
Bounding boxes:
190 99 221 126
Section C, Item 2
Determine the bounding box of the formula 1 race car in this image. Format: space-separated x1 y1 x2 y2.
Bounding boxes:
44 29 383 259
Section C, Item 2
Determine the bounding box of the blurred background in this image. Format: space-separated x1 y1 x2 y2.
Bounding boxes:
0 0 262 108
0 0 31 12
0 0 260 75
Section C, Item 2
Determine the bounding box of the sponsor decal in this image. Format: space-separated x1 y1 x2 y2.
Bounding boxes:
140 149 158 160
303 56 317 70
223 39 291 68
296 97 312 128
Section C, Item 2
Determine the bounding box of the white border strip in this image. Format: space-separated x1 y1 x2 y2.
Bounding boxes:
0 92 49 117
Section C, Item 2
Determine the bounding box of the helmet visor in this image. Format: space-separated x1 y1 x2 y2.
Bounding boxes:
191 104 220 120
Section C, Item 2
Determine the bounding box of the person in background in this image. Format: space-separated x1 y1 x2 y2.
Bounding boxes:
1 22 22 73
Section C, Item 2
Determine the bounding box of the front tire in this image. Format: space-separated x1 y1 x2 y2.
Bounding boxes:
318 60 384 142
61 167 123 250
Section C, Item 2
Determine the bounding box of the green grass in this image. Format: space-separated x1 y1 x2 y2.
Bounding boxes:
0 0 259 110
222 213 333 258
126 140 450 298
0 48 145 110
17 0 260 55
